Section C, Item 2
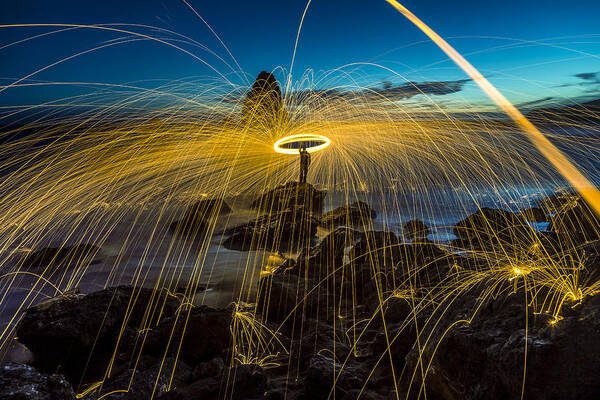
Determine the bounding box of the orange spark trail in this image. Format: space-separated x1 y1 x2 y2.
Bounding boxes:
385 0 600 217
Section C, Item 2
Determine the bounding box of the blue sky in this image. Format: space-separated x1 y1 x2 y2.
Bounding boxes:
0 0 599 113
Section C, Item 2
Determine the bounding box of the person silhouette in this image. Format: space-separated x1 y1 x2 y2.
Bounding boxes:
299 145 311 184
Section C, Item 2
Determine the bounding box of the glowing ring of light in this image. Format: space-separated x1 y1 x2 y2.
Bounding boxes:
273 134 331 154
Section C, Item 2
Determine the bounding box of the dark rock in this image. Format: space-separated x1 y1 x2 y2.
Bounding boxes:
370 318 420 369
567 240 600 283
170 198 231 237
144 305 231 366
453 207 535 252
382 296 413 324
539 189 578 213
156 364 265 400
256 273 302 323
16 286 180 384
389 242 453 288
349 241 456 320
519 207 548 223
304 354 364 398
295 227 357 278
343 231 404 304
275 257 297 275
404 293 600 400
349 231 401 267
256 268 334 324
169 218 208 239
0 363 75 400
341 389 386 400
93 357 191 400
241 71 289 130
403 219 430 242
186 198 232 217
320 201 377 229
298 324 352 365
349 232 452 291
192 356 225 381
223 207 318 252
227 364 267 398
535 230 562 254
527 98 600 125
21 244 102 271
549 194 600 243
157 376 221 400
250 182 326 214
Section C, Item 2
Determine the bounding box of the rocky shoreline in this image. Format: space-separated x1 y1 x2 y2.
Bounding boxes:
3 184 600 399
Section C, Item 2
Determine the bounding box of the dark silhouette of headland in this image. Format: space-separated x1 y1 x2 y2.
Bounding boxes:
241 71 289 131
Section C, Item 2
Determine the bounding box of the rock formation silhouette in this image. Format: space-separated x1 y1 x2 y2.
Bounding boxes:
241 71 289 131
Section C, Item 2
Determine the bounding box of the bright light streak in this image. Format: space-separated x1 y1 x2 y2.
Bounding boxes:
385 0 600 218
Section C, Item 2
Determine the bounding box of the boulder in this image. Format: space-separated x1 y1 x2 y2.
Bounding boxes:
169 218 208 239
156 364 265 400
192 356 225 381
93 356 192 400
539 189 578 213
295 227 358 278
304 354 364 398
403 293 600 400
549 195 600 243
382 296 413 325
144 305 231 366
453 207 535 251
297 322 353 364
184 198 232 218
250 182 326 214
156 376 221 400
565 240 600 284
320 201 377 228
341 390 387 400
519 207 548 223
223 207 318 252
256 273 302 323
21 244 102 271
256 269 332 324
351 239 454 310
339 231 403 303
388 242 453 288
16 286 180 384
403 219 430 242
349 231 452 288
227 364 267 399
372 320 418 368
349 231 401 267
0 363 75 400
170 198 231 237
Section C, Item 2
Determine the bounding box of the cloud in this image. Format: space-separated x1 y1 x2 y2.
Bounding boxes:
573 72 600 97
373 79 470 100
554 71 600 98
219 78 471 108
294 79 471 103
574 72 599 82
515 96 556 110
